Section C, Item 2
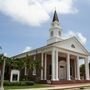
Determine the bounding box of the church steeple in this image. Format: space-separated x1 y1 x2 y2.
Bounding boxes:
47 10 63 45
52 10 59 22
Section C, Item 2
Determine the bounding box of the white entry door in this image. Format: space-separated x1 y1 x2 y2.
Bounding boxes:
59 60 66 80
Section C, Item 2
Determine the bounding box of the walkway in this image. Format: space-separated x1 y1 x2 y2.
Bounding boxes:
10 83 90 90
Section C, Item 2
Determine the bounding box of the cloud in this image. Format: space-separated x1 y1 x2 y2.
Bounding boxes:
63 31 87 45
0 0 49 26
4 53 8 56
22 46 32 53
42 0 78 14
77 33 87 45
0 0 78 26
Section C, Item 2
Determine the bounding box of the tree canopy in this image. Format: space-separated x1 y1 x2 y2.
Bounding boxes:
80 63 90 77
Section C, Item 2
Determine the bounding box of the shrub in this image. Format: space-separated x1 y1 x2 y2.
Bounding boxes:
4 81 11 86
25 81 34 85
4 80 34 86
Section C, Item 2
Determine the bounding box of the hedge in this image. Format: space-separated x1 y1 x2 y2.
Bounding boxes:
4 81 34 86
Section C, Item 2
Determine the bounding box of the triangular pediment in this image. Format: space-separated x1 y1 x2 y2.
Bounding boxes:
52 37 89 55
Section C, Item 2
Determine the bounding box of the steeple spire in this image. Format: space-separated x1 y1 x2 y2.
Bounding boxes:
47 10 63 45
52 10 59 22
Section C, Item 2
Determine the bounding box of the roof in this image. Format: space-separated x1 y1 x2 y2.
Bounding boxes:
49 36 89 55
52 10 59 22
13 36 89 58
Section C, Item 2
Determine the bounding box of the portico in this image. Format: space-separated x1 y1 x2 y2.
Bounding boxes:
40 47 89 81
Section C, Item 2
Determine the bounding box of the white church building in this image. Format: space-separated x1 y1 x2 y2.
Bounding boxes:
14 10 90 84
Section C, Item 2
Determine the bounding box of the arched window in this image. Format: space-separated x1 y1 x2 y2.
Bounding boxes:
58 31 61 36
71 44 75 48
51 31 53 37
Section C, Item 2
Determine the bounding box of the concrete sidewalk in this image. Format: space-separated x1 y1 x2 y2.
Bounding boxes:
9 83 90 90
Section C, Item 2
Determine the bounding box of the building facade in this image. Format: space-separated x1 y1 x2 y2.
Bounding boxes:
14 10 90 83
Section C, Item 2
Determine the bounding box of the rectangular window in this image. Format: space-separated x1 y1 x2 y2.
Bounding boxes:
24 67 28 75
12 74 18 81
32 56 36 75
60 66 64 68
32 68 36 75
34 56 36 60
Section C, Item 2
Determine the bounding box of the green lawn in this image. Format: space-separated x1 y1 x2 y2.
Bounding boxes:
4 85 90 90
4 84 49 90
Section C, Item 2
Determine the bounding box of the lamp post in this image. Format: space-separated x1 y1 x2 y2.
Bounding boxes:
0 56 5 90
0 47 6 90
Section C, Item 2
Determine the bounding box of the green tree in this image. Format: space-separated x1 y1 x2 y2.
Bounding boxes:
80 64 85 77
0 54 41 81
80 63 90 79
25 54 41 72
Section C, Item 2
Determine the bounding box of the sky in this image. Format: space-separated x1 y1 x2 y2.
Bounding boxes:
0 0 90 60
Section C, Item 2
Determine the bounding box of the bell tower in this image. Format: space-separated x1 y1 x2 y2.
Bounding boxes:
47 10 63 45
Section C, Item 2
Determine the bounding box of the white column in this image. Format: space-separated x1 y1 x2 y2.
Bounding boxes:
76 56 80 80
52 48 56 81
84 57 89 80
17 71 20 82
51 48 59 81
41 52 43 80
67 53 71 80
44 53 47 80
55 50 59 80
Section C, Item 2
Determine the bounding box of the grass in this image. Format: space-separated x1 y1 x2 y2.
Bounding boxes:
4 85 90 90
4 84 49 90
